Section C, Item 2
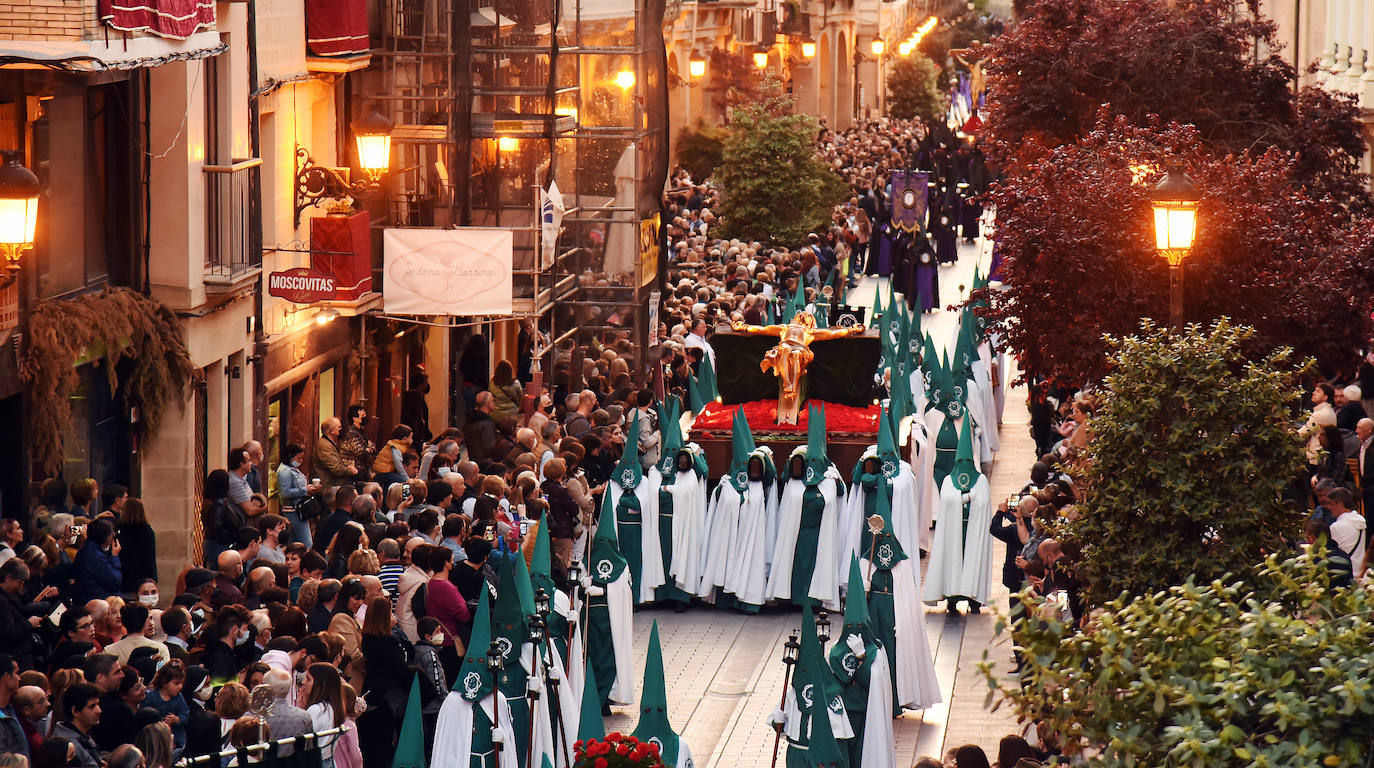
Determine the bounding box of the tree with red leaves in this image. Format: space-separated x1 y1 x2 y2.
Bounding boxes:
982 0 1369 212
985 112 1374 386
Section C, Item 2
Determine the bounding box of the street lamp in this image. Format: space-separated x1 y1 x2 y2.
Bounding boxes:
689 51 707 78
1150 167 1200 331
616 69 636 90
800 38 816 58
815 609 832 646
0 151 39 288
753 47 770 69
352 105 393 182
870 36 885 56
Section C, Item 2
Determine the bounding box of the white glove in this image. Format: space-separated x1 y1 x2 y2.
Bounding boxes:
579 574 593 591
527 676 544 694
846 634 867 660
586 584 606 597
491 727 505 744
547 665 562 682
765 708 786 727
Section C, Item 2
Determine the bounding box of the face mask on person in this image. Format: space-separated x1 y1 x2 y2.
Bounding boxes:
138 593 159 607
437 466 452 476
235 629 250 646
194 684 212 702
428 632 444 646
291 458 302 468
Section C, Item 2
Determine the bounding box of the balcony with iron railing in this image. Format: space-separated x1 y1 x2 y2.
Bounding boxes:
0 0 219 69
203 158 262 294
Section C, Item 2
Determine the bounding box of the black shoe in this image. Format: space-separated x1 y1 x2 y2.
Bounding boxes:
919 548 928 560
969 602 982 615
601 703 612 716
945 600 960 616
673 601 689 613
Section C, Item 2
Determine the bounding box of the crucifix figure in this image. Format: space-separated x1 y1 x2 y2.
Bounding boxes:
732 310 865 424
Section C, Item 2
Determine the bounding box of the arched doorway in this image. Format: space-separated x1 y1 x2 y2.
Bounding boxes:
836 31 853 129
817 33 833 125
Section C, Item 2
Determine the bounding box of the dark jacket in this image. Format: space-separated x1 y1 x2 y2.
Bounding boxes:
201 640 239 685
989 510 1025 592
205 498 246 553
117 521 158 591
71 541 122 603
541 480 578 539
90 692 135 752
0 589 33 669
313 508 353 555
464 410 498 463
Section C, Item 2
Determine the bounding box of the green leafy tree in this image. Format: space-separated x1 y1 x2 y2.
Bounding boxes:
715 81 846 245
674 125 728 183
983 550 1374 766
885 55 945 121
1071 319 1305 607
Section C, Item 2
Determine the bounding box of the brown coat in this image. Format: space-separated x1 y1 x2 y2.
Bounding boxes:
313 435 354 488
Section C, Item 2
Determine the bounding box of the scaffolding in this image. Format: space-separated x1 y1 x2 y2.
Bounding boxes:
367 0 663 386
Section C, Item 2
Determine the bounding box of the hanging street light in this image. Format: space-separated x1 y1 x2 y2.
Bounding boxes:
0 151 39 287
351 105 393 182
801 38 816 58
870 36 885 56
1150 166 1201 331
689 51 707 78
753 47 770 69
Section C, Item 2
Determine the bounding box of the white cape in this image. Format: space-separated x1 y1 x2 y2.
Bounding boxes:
723 479 776 606
609 474 667 603
861 648 897 768
697 481 739 599
923 475 994 605
431 690 519 768
838 462 922 586
604 570 636 704
861 556 941 710
976 342 1000 454
767 470 844 608
667 469 710 593
908 420 935 553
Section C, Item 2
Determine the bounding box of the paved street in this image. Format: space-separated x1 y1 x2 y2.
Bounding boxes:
604 233 1028 765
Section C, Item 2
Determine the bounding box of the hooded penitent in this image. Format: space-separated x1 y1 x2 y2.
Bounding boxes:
432 587 519 768
860 473 941 714
630 621 694 768
587 492 635 707
608 410 665 604
784 604 853 768
828 555 897 768
768 404 844 608
924 414 994 608
699 407 777 611
840 406 922 580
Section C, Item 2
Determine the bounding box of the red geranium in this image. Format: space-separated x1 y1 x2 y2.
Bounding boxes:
573 734 667 768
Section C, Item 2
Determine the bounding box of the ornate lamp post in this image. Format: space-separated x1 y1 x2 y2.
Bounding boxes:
769 633 802 768
0 152 39 289
1150 167 1200 331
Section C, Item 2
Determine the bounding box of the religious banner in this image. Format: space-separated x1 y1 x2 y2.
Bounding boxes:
539 180 565 271
383 227 513 316
890 170 929 233
637 213 661 287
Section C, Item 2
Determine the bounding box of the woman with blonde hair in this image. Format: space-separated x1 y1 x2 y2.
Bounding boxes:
345 549 380 576
134 721 175 768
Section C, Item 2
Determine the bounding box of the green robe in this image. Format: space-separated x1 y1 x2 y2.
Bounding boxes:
934 417 959 490
471 704 497 768
790 486 828 605
656 488 692 604
832 639 879 766
615 494 644 597
587 591 617 707
497 665 530 766
864 568 902 718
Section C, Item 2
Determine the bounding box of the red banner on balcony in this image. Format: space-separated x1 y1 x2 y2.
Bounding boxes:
306 0 370 57
98 0 215 40
310 212 373 301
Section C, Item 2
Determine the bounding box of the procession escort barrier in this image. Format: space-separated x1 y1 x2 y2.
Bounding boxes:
173 725 348 768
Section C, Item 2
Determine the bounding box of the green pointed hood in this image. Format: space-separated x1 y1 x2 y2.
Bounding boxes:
492 550 530 680
589 491 628 584
793 605 849 768
876 406 901 481
765 295 778 325
688 371 706 414
952 308 976 381
864 472 909 571
577 650 605 742
803 404 829 486
921 333 943 414
807 681 848 768
885 281 901 342
950 414 980 492
612 411 643 491
940 346 966 420
726 407 756 493
630 621 684 765
697 353 719 401
869 288 884 329
392 674 426 768
529 504 556 598
454 587 497 701
658 398 684 480
827 555 879 697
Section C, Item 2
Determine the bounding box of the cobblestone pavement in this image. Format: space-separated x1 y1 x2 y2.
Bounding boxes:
602 235 1030 765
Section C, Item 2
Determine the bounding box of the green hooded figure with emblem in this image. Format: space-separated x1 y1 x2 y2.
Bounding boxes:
608 411 666 604
630 621 695 768
587 492 634 709
924 411 994 614
768 404 845 608
657 398 708 606
431 587 519 768
783 604 852 768
491 548 533 764
827 556 897 767
699 407 775 612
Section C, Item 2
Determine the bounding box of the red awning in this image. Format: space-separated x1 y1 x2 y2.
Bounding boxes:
97 0 215 41
306 0 370 57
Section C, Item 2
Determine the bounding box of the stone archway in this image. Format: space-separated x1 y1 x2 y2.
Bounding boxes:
817 33 833 126
836 31 853 129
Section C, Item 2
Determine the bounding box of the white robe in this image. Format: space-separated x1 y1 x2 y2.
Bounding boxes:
532 636 580 768
977 342 1001 453
431 690 519 768
722 479 775 606
860 648 897 768
603 570 636 704
697 481 740 599
783 679 855 742
608 474 667 603
861 556 941 710
524 643 557 768
766 469 844 608
907 420 934 553
667 469 710 594
923 475 994 605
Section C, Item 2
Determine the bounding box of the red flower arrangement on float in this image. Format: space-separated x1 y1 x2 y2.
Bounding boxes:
690 400 882 436
572 733 665 768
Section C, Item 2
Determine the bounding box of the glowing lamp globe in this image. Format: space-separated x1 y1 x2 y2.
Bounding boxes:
870 37 885 56
0 153 39 265
801 40 816 58
753 49 769 69
1150 169 1200 267
689 53 707 78
616 69 636 90
351 107 394 181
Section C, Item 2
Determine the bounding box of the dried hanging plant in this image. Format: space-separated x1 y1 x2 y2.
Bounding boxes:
21 286 194 476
